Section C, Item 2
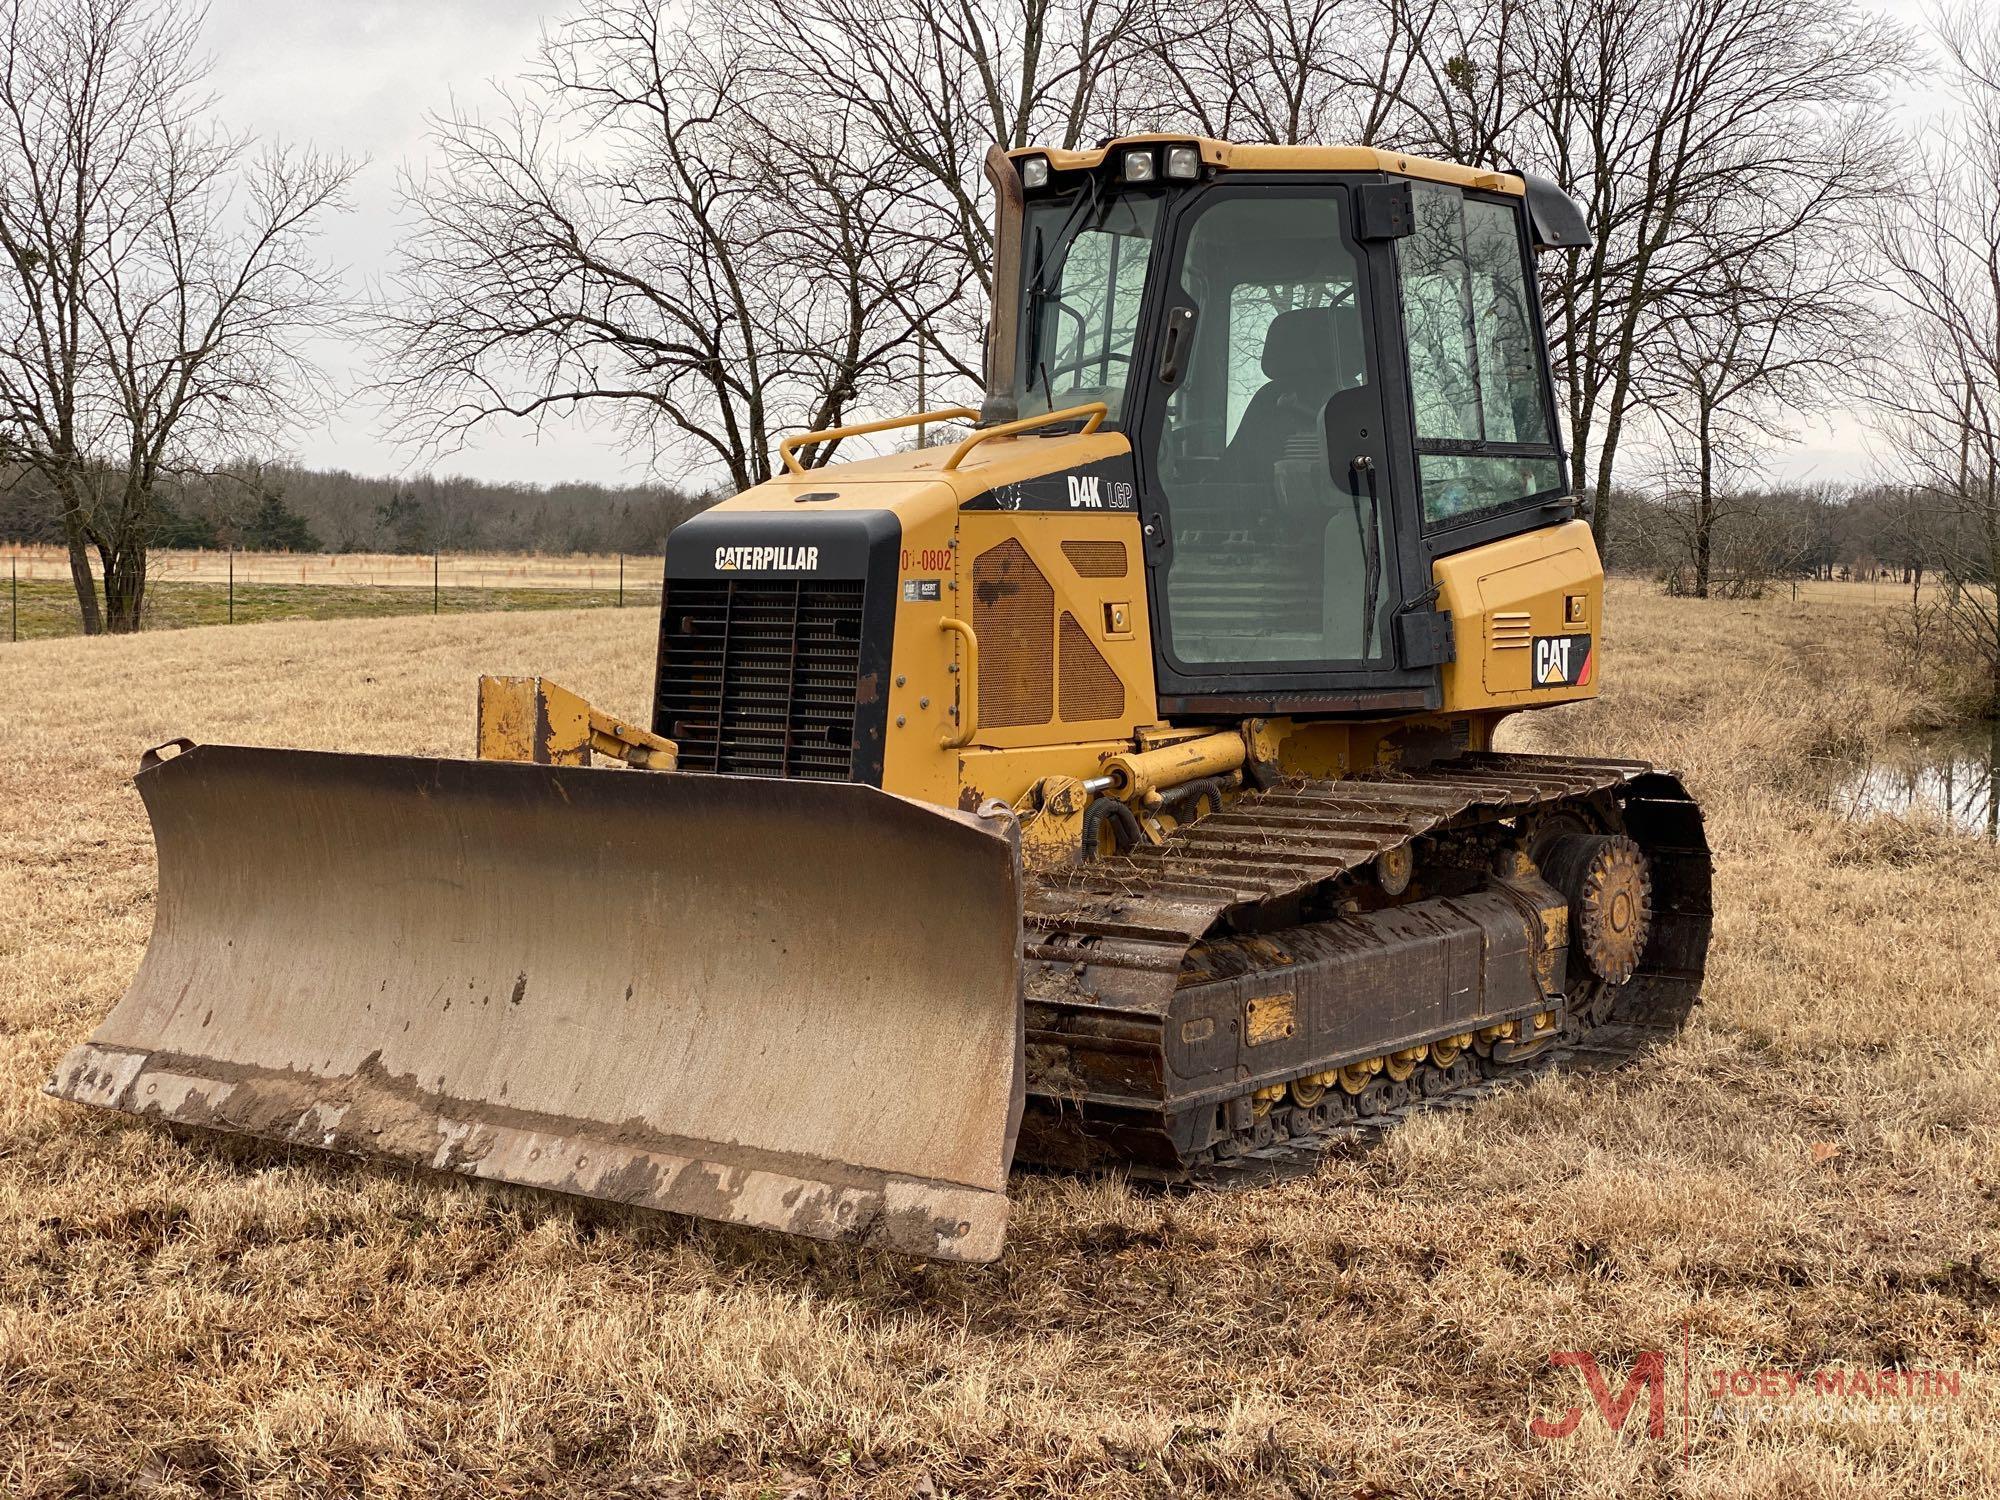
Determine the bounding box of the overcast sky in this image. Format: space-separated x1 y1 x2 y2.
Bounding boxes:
205 0 1938 492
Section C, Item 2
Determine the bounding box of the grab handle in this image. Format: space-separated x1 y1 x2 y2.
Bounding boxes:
939 618 978 749
140 738 197 772
779 407 979 476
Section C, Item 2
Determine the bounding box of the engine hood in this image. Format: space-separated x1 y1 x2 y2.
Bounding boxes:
701 427 1134 533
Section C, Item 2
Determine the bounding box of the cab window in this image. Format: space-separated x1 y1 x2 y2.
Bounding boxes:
1399 184 1563 526
1018 193 1162 423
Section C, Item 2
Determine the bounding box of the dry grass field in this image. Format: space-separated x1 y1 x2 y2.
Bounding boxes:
2 582 1996 1498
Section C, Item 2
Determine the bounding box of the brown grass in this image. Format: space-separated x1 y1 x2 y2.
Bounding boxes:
2 583 1997 1498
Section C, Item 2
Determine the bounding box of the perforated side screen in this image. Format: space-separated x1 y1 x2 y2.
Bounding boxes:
1059 611 1125 723
1060 540 1127 579
971 539 1054 728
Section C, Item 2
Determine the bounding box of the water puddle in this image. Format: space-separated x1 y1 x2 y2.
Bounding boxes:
1836 724 2000 840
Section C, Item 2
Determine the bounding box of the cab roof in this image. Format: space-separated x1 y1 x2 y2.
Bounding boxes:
1007 134 1526 196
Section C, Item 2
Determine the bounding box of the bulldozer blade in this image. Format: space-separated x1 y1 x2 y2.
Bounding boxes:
46 744 1025 1262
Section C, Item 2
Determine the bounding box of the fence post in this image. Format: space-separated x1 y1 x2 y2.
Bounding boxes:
228 547 234 624
433 551 440 615
10 554 16 643
619 553 624 608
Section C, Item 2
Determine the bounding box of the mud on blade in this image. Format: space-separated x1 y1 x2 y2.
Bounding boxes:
47 744 1025 1262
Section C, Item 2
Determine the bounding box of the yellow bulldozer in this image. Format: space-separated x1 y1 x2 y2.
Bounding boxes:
48 137 1711 1263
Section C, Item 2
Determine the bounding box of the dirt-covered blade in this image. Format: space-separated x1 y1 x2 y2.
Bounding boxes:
46 744 1025 1262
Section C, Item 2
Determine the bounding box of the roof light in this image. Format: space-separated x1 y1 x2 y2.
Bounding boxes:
1020 155 1050 190
1165 145 1201 181
1121 148 1156 183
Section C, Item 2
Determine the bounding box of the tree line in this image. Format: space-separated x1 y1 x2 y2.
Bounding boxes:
1606 484 1950 596
0 460 708 557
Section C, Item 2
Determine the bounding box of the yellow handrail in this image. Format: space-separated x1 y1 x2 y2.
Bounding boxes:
939 617 978 749
778 406 980 476
942 402 1109 471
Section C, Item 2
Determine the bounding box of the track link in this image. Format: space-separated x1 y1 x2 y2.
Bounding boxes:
1182 1020 1678 1190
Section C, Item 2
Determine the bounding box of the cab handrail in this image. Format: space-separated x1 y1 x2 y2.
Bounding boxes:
778 406 980 476
942 402 1109 471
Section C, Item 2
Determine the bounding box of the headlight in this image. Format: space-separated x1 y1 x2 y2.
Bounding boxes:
1165 145 1201 181
1121 148 1156 183
1020 155 1050 190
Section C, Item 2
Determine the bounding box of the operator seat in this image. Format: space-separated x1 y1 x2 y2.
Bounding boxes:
1226 304 1364 468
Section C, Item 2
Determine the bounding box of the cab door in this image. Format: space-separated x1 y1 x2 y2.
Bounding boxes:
1131 181 1434 713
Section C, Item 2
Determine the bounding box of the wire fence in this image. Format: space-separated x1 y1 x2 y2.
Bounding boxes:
3 544 1969 644
4 543 663 643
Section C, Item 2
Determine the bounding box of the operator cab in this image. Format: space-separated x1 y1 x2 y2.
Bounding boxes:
986 137 1588 715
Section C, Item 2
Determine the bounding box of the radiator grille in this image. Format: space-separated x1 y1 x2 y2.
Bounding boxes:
1060 539 1127 578
972 539 1054 728
1059 611 1125 722
656 577 865 780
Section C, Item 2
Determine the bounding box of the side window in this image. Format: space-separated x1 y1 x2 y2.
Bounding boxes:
1400 185 1563 526
1401 189 1481 443
1464 198 1550 446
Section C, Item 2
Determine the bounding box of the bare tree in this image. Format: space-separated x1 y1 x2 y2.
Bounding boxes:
1873 4 2000 712
728 0 1152 390
379 0 968 490
1119 0 1432 148
1376 0 1538 163
1651 231 1872 596
375 0 1908 528
1460 0 1905 557
0 0 354 632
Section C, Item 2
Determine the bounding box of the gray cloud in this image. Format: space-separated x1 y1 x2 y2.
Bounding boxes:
203 1 631 484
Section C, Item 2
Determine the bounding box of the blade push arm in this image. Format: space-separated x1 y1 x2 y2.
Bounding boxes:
476 675 678 770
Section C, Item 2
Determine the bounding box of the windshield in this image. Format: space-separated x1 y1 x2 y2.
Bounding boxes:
1015 191 1162 422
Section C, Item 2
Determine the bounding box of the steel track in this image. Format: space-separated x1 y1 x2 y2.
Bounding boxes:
1015 751 1712 1179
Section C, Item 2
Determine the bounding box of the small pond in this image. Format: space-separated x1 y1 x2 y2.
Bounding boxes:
1835 724 2000 841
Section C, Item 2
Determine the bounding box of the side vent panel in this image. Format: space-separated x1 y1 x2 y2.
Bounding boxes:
1059 611 1125 723
1060 539 1127 579
1487 610 1532 651
972 539 1054 728
1482 607 1534 694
